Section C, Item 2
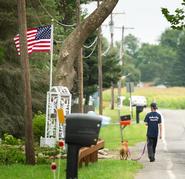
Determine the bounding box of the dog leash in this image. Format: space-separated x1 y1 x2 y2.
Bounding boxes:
130 142 147 161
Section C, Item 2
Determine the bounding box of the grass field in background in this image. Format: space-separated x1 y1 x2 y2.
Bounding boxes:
103 86 185 109
102 106 147 123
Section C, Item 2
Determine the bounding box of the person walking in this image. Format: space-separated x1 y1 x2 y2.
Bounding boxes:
144 102 162 162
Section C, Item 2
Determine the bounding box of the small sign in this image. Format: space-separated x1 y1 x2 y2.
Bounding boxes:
57 108 65 124
126 82 134 93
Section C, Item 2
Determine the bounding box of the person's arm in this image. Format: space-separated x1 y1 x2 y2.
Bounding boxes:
158 113 162 139
159 123 162 139
144 114 148 126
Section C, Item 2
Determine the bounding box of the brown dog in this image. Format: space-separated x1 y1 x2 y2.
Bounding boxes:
120 140 129 160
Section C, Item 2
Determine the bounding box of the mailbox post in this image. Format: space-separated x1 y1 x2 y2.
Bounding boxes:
119 115 131 142
65 113 102 179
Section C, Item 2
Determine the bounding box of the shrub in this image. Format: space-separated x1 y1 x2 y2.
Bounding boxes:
33 111 46 142
35 146 65 164
3 133 22 145
0 145 25 165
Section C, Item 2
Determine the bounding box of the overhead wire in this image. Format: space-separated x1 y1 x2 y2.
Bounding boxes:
102 44 111 56
37 0 110 58
38 0 76 27
83 42 98 59
83 37 98 49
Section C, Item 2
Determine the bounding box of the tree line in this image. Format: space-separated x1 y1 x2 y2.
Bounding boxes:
0 0 185 139
123 29 185 86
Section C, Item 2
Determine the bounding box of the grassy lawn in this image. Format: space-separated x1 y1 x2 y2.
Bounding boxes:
0 105 146 179
79 160 142 179
100 123 146 150
0 160 142 179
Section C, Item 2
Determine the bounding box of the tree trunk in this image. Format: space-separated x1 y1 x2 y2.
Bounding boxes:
76 0 83 112
55 0 119 90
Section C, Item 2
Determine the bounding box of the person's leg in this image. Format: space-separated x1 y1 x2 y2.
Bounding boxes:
152 137 158 160
147 137 154 161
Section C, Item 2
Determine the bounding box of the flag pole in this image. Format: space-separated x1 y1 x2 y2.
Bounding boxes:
49 19 54 90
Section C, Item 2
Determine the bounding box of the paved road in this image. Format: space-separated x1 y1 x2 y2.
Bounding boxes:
135 109 185 179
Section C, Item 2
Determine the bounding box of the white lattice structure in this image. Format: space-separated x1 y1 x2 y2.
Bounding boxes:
40 86 71 147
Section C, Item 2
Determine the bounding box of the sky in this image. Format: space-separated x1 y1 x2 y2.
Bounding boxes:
82 0 182 44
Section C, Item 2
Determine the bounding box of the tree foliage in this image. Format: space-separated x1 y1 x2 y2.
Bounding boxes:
162 0 185 30
0 0 120 137
122 29 185 86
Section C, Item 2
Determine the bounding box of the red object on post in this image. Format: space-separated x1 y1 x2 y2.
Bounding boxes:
51 162 57 171
58 140 64 148
120 120 131 126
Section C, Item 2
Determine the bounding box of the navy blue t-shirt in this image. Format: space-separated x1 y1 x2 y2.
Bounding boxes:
144 112 161 137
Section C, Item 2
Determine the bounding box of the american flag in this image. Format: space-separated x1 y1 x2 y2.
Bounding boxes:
14 25 52 55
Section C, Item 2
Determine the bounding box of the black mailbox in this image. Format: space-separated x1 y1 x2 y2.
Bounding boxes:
120 114 131 121
65 113 102 179
136 105 144 123
136 105 144 113
65 113 102 147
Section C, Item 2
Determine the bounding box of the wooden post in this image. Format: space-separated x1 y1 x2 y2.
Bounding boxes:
17 0 35 164
97 0 103 115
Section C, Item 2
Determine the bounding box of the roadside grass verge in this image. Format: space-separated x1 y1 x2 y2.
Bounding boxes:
79 159 142 179
100 123 146 150
0 160 142 179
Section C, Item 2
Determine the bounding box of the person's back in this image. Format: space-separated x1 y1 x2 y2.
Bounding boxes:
145 111 161 138
144 102 162 162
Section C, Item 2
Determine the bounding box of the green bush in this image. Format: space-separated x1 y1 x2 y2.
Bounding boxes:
35 146 65 164
33 111 46 142
3 133 22 145
0 145 25 165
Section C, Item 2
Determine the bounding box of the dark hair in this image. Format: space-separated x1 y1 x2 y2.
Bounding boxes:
150 102 158 109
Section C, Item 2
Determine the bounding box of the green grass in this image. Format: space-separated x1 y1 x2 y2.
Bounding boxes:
0 164 53 179
100 123 146 150
102 106 146 123
79 160 142 179
0 160 142 179
103 86 185 109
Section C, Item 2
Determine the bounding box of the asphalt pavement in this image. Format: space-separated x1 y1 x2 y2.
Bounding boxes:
134 109 185 179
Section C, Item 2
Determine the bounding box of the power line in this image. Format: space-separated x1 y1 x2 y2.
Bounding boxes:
38 0 76 27
102 44 111 56
83 37 98 49
83 42 97 59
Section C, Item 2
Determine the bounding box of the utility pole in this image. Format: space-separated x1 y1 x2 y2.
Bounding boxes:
109 12 115 110
115 26 134 65
116 25 134 116
17 0 35 164
76 0 83 113
117 26 124 110
97 0 103 115
110 13 114 47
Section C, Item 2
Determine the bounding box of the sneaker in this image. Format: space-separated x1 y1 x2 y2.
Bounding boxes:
150 158 155 162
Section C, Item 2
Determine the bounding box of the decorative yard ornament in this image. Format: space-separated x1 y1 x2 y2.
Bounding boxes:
40 86 71 147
